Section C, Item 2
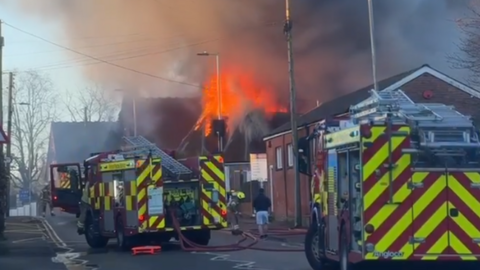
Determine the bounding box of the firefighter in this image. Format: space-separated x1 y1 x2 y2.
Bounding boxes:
77 180 90 234
41 186 55 217
227 189 245 231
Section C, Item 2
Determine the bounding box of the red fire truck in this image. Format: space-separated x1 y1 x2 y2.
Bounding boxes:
50 136 228 250
302 89 480 269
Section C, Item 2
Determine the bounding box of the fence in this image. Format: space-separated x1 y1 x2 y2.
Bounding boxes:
9 202 38 217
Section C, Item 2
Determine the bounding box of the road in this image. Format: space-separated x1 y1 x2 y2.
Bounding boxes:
45 211 311 270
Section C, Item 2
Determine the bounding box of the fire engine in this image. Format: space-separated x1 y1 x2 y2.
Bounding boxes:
50 136 228 250
301 89 480 269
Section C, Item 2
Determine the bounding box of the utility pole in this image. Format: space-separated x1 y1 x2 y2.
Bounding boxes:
5 72 13 217
284 0 301 227
368 0 378 91
0 19 6 235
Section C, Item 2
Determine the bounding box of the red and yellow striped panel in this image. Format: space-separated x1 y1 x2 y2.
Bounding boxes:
362 124 480 260
136 158 163 232
200 155 227 228
89 182 101 210
444 171 480 259
124 181 136 211
362 125 413 260
59 172 71 189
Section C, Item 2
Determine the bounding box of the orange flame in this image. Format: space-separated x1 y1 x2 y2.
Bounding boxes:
194 70 287 136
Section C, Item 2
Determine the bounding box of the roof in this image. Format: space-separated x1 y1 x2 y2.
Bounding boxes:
118 97 289 162
264 64 480 140
179 111 290 162
48 121 118 164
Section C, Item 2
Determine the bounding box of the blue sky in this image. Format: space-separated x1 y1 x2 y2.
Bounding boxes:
2 5 86 117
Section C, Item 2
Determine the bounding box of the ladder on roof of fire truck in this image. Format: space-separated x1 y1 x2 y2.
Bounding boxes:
122 136 193 179
349 89 480 156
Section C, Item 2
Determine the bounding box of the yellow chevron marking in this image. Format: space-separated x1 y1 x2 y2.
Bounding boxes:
462 171 480 183
153 166 162 182
136 160 151 220
449 202 480 250
449 233 477 260
448 176 480 219
364 153 410 211
201 163 227 196
393 202 447 260
421 232 448 260
366 174 446 259
363 127 410 183
200 156 227 227
362 127 386 180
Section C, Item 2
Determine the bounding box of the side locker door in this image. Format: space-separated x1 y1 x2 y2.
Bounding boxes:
49 164 81 209
326 150 338 252
410 169 448 257
447 169 480 255
200 155 226 226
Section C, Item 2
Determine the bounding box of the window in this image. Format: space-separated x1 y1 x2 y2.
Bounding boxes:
275 147 283 169
287 143 293 167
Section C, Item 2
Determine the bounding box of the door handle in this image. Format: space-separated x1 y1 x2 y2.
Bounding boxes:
449 208 459 217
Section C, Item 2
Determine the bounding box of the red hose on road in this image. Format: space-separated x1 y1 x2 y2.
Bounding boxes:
171 212 305 252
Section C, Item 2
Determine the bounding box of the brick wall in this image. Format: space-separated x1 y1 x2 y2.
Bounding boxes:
266 127 312 224
401 73 480 123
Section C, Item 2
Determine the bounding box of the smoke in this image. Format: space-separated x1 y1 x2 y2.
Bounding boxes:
1 0 468 103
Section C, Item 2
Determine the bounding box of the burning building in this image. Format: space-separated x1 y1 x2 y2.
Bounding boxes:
116 71 289 162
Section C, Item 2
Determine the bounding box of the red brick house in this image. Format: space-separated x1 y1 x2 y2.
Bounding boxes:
263 64 480 223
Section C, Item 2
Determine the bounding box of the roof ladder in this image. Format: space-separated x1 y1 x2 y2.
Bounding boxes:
122 136 192 178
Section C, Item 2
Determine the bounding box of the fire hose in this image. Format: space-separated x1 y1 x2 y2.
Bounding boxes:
170 211 306 252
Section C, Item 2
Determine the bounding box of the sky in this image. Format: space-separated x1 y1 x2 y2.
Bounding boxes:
0 0 473 122
1 8 87 111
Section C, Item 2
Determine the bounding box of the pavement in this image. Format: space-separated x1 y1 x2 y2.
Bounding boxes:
0 216 67 270
43 210 311 270
235 217 306 244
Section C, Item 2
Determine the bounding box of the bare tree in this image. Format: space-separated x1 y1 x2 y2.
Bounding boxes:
449 2 480 86
10 71 56 190
64 84 117 122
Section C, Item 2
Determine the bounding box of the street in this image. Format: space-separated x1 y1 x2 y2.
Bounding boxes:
44 211 311 270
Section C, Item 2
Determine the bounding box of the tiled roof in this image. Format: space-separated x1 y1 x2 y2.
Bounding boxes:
265 66 423 137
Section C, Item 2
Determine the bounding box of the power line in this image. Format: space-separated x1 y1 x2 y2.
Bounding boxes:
28 37 218 72
7 33 144 44
5 32 206 57
3 21 202 88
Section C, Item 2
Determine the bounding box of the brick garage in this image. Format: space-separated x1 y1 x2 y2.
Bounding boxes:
263 64 480 224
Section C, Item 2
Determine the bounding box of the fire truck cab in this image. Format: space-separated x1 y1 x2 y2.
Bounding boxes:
51 136 228 250
49 163 82 216
304 89 480 269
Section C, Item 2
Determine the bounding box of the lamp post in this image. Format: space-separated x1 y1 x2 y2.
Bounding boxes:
197 51 223 152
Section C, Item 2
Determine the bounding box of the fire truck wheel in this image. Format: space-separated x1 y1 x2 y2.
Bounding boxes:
116 217 132 251
339 225 352 270
304 221 326 270
84 216 109 249
183 229 211 246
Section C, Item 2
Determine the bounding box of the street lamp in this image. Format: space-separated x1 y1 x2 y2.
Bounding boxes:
197 51 223 152
197 51 221 120
115 89 137 137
